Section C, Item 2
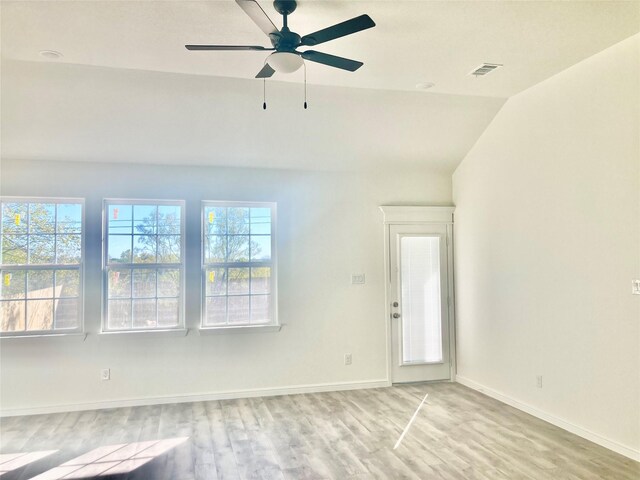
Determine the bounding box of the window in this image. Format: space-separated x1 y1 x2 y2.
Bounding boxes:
103 200 184 332
0 198 84 335
202 202 276 328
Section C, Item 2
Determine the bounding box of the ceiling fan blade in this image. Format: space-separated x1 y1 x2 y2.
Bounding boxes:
255 63 276 78
235 0 279 37
300 14 375 47
185 45 273 51
300 50 363 72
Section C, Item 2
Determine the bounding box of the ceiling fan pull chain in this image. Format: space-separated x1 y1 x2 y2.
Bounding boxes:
303 61 308 109
263 78 267 110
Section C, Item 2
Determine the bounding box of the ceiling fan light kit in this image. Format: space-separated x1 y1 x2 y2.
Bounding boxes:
267 51 303 73
186 0 375 108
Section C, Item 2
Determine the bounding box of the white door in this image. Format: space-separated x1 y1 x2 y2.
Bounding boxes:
389 224 452 383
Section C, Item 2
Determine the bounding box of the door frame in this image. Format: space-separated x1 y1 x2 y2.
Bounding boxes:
379 206 456 383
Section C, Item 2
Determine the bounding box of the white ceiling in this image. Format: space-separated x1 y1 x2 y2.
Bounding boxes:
2 1 639 97
1 1 638 173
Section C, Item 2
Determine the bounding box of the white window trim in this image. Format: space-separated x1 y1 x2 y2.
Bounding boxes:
200 200 278 329
0 196 85 338
0 332 88 341
199 324 282 335
101 198 186 333
98 328 189 338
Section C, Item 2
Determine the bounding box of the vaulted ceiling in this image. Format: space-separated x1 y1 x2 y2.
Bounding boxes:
1 1 638 171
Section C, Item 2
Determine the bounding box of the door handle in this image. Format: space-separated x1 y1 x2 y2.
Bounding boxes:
392 313 401 319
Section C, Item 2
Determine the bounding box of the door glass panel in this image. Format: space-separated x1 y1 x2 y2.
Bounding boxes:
400 236 443 364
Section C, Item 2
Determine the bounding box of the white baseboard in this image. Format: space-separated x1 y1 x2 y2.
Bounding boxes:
0 379 391 418
456 375 640 462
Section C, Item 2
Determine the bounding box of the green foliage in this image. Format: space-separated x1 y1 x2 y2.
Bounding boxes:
132 208 181 263
1 203 81 265
204 207 265 263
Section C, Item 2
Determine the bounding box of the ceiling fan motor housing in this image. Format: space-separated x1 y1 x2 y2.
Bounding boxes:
270 28 301 52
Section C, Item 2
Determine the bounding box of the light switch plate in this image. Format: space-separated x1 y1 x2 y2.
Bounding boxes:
632 279 640 295
351 274 365 285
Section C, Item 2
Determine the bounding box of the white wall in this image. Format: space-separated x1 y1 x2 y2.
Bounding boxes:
1 59 504 173
0 159 452 413
453 34 640 459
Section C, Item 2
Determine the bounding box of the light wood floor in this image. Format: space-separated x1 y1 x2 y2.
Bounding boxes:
1 382 638 479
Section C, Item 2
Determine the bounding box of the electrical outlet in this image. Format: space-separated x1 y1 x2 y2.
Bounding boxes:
536 375 543 388
632 279 640 295
101 368 111 381
344 354 352 366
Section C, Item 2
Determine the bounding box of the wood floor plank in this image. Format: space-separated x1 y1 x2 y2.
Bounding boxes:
1 383 637 479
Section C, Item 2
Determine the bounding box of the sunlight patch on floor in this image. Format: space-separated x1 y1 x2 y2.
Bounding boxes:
0 450 58 476
29 437 189 479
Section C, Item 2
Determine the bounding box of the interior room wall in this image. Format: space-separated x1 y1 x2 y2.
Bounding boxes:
452 34 640 459
0 59 504 173
0 159 452 414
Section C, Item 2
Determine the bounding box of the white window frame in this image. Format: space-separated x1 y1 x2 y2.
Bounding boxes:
102 199 186 333
0 196 85 337
201 201 278 331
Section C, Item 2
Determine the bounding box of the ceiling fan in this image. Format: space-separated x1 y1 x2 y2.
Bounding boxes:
185 0 376 78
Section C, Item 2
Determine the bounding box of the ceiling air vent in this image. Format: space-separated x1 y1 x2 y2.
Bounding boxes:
469 63 502 77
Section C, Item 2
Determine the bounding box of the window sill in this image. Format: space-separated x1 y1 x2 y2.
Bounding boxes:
98 329 189 338
0 332 87 341
198 324 283 335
